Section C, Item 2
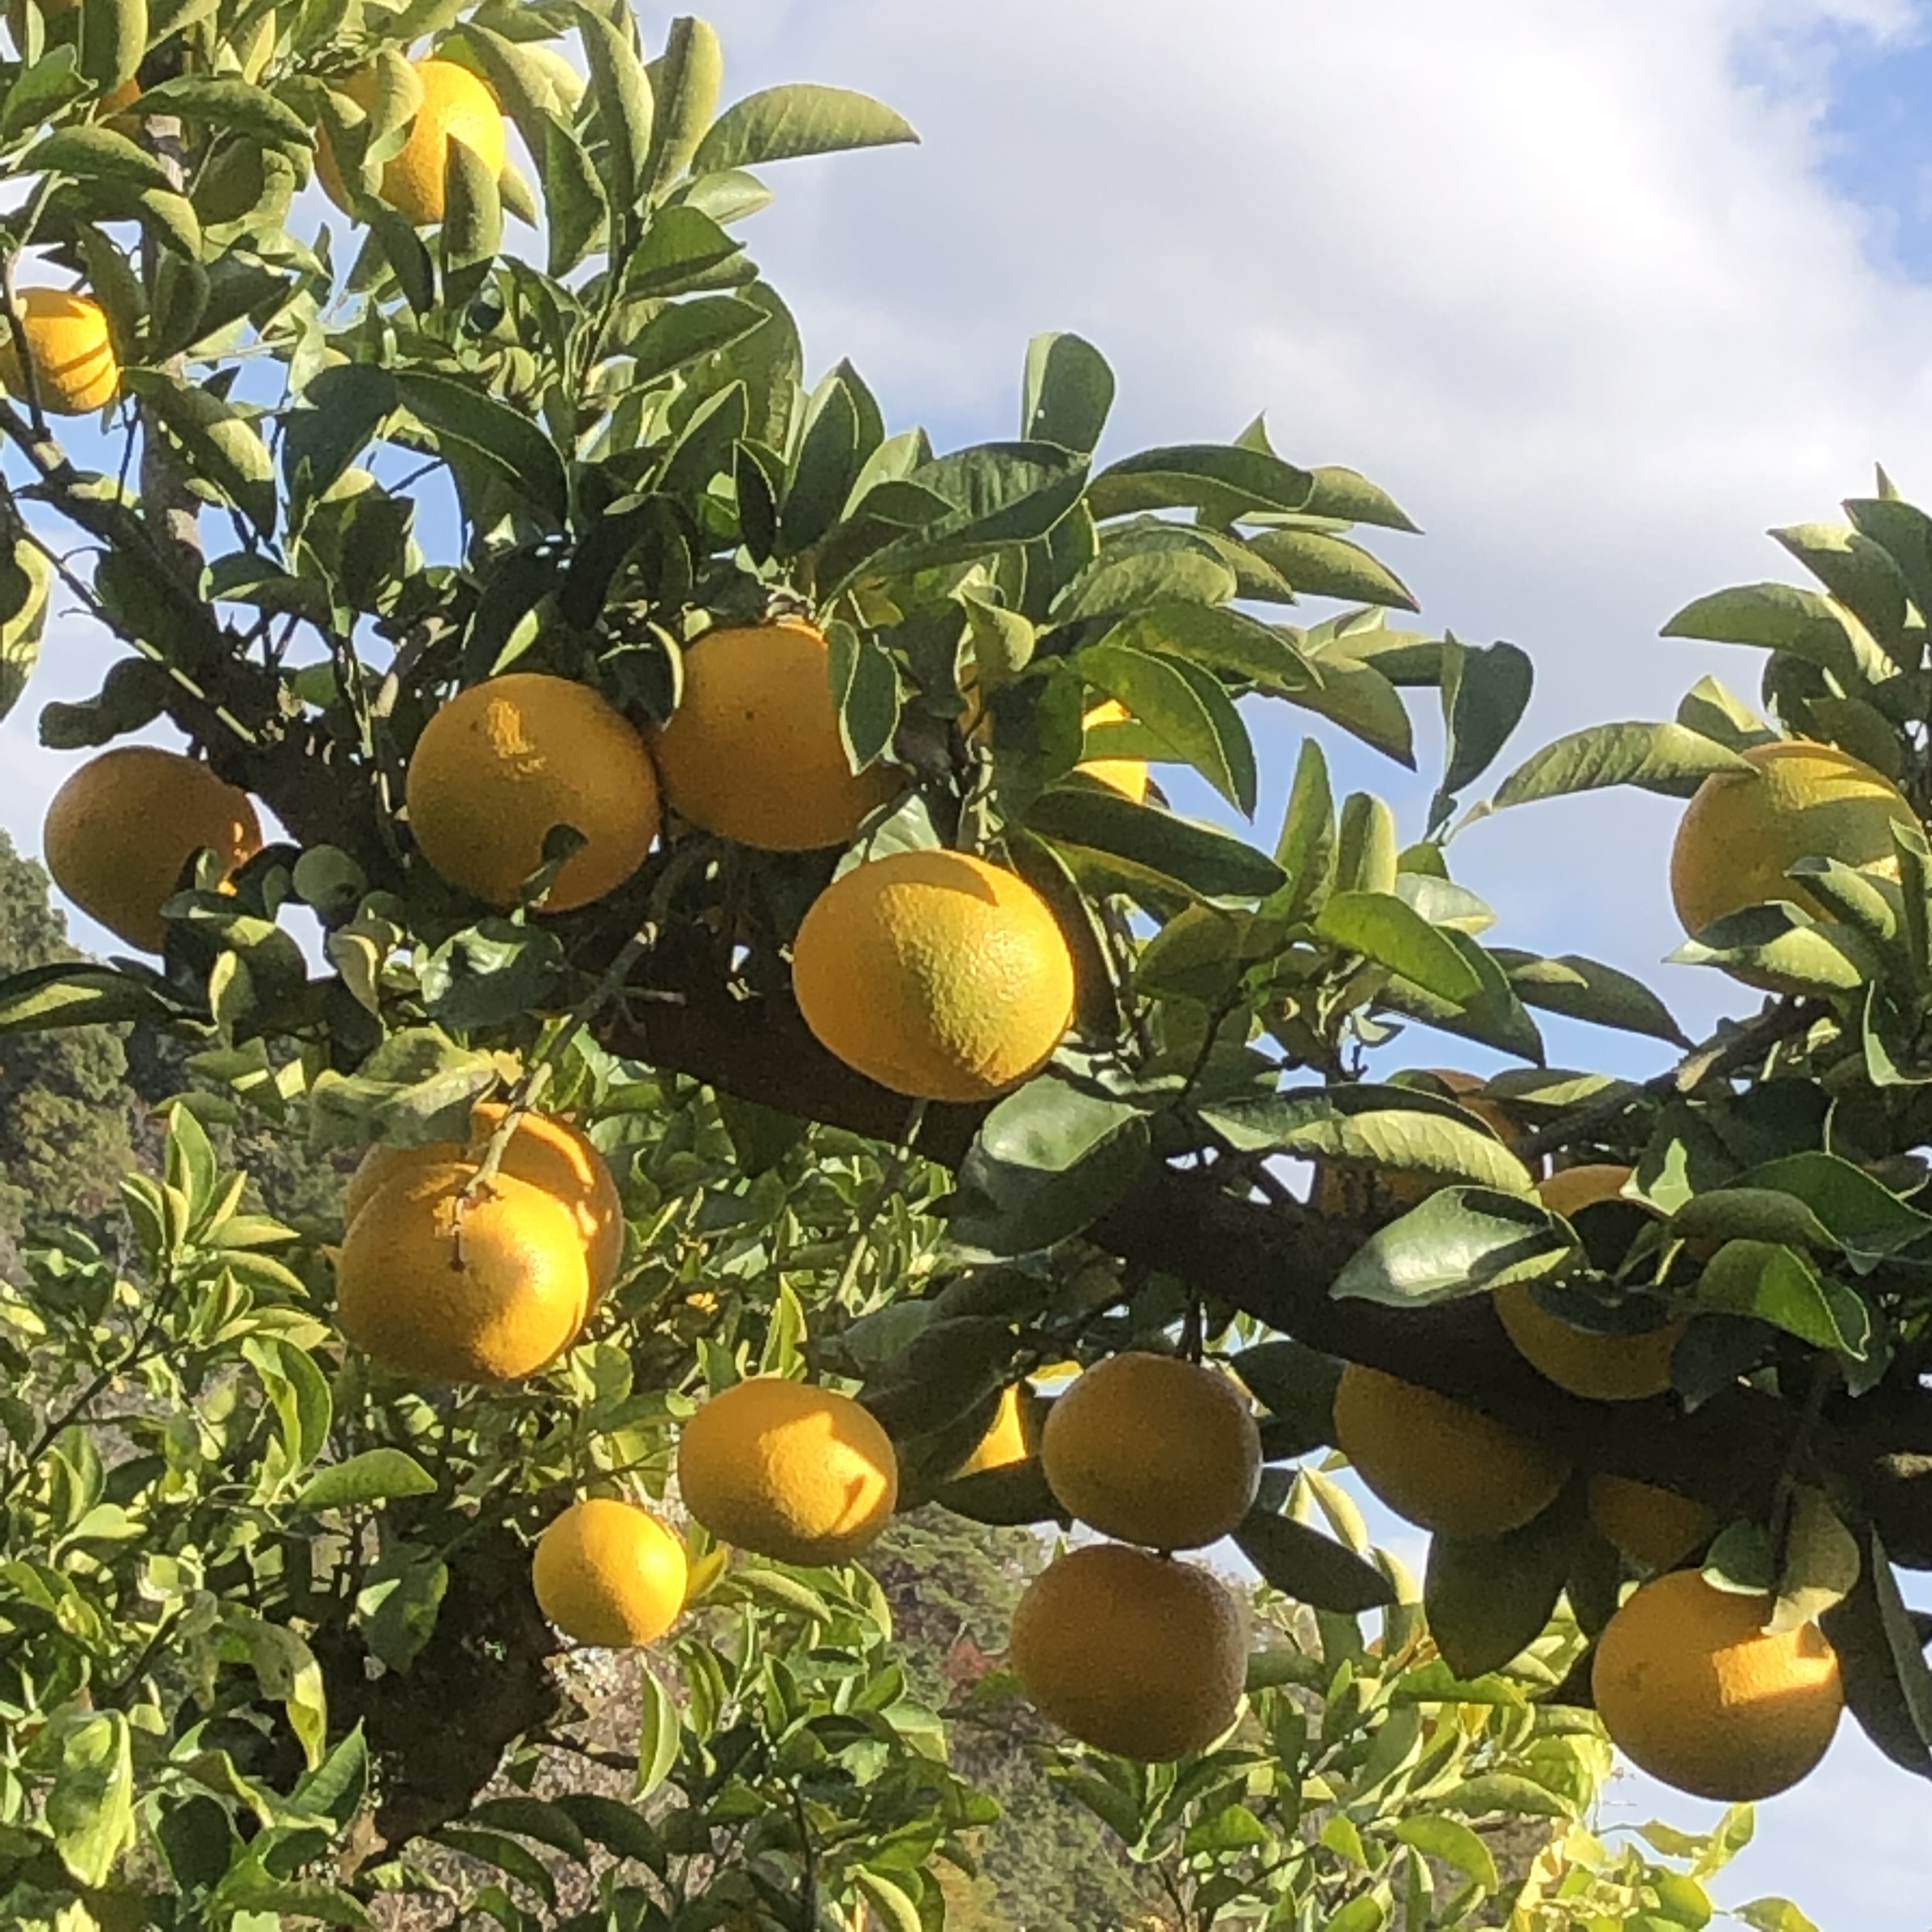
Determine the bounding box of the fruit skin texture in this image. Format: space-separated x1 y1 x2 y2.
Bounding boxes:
406 673 661 912
1587 1474 1716 1572
1494 1165 1687 1402
649 620 901 850
532 1498 687 1647
677 1377 898 1566
792 849 1075 1103
345 1105 624 1298
1040 1353 1261 1551
1009 1544 1245 1761
1670 739 1917 937
0 289 118 415
316 59 507 226
335 1161 592 1383
952 1384 1034 1478
1591 1569 1842 1800
1331 1363 1570 1538
43 747 261 952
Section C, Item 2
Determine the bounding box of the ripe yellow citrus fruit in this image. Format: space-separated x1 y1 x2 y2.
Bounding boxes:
1332 1362 1570 1538
1671 739 1917 937
335 1160 591 1383
650 619 901 850
677 1377 898 1566
344 1105 625 1298
1493 1165 1686 1402
1077 698 1149 803
532 1498 687 1647
1591 1568 1843 1800
405 673 661 912
792 849 1075 1102
316 59 507 226
1586 1474 1717 1571
952 1383 1034 1478
43 747 261 953
1009 1544 1245 1761
0 289 118 415
1040 1353 1261 1551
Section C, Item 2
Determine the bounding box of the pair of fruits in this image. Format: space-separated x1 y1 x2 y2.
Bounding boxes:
335 1103 621 1383
530 1377 899 1650
1010 1353 1261 1762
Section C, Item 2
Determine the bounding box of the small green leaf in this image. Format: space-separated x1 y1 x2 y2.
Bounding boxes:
643 15 725 194
79 0 145 92
576 3 654 222
1314 891 1482 1003
1771 1485 1860 1630
1669 902 1880 993
1695 1239 1871 1356
1245 526 1418 610
1234 1507 1395 1611
1022 330 1114 453
1271 738 1337 921
826 617 900 774
295 1449 438 1513
1492 720 1751 807
636 1665 680 1798
1663 581 1870 685
1426 1505 1574 1676
1331 1187 1574 1305
1087 443 1312 521
1077 638 1256 813
1393 1814 1498 1892
1028 786 1286 901
47 1713 135 1887
1489 947 1690 1046
691 82 917 174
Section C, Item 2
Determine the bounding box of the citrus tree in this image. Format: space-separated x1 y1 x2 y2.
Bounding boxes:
0 0 1910 1924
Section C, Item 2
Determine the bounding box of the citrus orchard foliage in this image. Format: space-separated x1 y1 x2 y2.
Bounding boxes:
0 0 1903 1922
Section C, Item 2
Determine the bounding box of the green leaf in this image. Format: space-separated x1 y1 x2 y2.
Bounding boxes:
394 370 569 523
1087 443 1313 522
420 919 564 1031
79 0 145 91
1314 889 1482 1003
0 539 50 722
576 2 654 222
1492 721 1751 807
434 1827 556 1907
1229 1340 1339 1453
691 82 917 173
1393 1815 1498 1892
47 1713 134 1887
468 1796 588 1863
123 371 277 535
295 1449 438 1513
1058 549 1237 624
1695 1239 1871 1356
1234 1507 1395 1611
1489 948 1691 1046
1729 1151 1932 1269
1204 1087 1532 1192
1023 330 1114 453
854 1870 923 1932
1820 1531 1932 1777
0 959 173 1029
1 49 89 146
627 294 776 393
1077 639 1256 813
1771 523 1912 654
1027 786 1286 901
1733 1903 1821 1932
1669 903 1880 993
1847 494 1932 637
133 75 312 146
643 15 725 194
1671 1188 1834 1252
27 123 174 192
551 1793 663 1867
1425 1505 1574 1676
1677 673 1775 751
1244 526 1417 609
1441 1772 1575 1820
1288 650 1415 766
1331 1186 1573 1305
1771 1485 1860 1630
1438 637 1534 806
440 136 503 286
1098 600 1314 693
1271 738 1337 921
953 1078 1151 1255
1303 464 1421 531
826 618 900 774
623 203 744 298
540 111 608 275
636 1665 680 1798
1663 582 1869 686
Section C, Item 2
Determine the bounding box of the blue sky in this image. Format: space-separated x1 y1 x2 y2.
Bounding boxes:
6 0 1932 1919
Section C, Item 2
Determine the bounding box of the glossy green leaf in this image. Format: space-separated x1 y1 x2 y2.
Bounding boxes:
1314 891 1480 1001
1492 721 1751 808
47 1713 135 1887
1087 443 1312 521
1331 1186 1572 1304
1663 582 1869 685
1393 1814 1498 1892
1022 329 1114 454
1245 526 1416 609
1234 1507 1395 1612
1489 947 1690 1046
79 0 146 91
643 15 724 193
1027 785 1286 901
1425 1505 1574 1676
691 82 917 173
1694 1239 1870 1356
295 1449 438 1513
576 3 655 222
1077 639 1256 813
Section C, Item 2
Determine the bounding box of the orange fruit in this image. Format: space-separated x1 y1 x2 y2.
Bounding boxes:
335 1160 591 1383
1591 1568 1842 1800
1492 1165 1686 1402
1586 1474 1717 1571
792 848 1074 1102
1010 1544 1245 1760
405 673 660 912
649 618 901 850
1331 1362 1570 1538
1671 739 1917 937
344 1105 625 1298
1040 1353 1260 1551
316 58 506 226
0 289 118 415
43 747 260 952
532 1498 687 1646
677 1377 898 1566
